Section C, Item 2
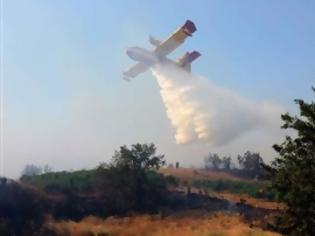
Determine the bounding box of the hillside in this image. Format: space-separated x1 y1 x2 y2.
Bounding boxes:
12 166 284 235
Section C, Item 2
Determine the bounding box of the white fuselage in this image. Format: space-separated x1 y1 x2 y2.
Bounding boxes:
126 47 160 65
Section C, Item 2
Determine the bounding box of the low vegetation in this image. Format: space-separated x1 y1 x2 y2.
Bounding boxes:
21 169 98 194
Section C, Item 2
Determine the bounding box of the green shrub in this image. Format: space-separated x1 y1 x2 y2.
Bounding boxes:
20 169 98 194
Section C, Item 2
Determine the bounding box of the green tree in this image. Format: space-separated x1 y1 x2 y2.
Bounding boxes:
237 151 263 178
98 143 167 214
222 156 232 170
205 153 222 170
111 143 165 170
264 88 315 235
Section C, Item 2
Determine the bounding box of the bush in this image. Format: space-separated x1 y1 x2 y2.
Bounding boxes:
0 180 49 235
97 143 168 214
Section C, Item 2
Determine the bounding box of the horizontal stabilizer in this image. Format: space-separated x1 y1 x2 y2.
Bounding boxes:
186 51 201 64
177 51 201 72
177 51 201 65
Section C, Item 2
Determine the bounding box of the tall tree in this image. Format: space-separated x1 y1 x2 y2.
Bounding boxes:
237 151 263 177
222 156 232 170
264 88 315 235
98 143 167 213
205 153 222 170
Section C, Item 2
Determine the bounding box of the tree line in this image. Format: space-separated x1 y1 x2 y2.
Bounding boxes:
204 151 265 179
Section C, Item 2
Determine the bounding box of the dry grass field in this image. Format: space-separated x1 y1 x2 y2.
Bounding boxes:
160 168 246 182
46 213 281 236
216 192 286 210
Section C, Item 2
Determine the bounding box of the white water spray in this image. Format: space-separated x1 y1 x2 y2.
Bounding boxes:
152 63 283 145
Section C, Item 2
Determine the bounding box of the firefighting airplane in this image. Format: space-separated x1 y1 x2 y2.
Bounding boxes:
123 20 201 81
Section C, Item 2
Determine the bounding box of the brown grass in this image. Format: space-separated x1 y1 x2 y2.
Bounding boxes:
160 168 250 182
216 192 286 210
46 213 281 236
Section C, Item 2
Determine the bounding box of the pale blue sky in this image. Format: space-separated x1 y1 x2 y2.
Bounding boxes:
2 0 315 177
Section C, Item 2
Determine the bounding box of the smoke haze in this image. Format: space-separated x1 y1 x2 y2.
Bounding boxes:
152 63 284 145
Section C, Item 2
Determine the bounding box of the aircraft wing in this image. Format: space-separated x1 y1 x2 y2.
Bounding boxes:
154 20 197 57
123 63 149 81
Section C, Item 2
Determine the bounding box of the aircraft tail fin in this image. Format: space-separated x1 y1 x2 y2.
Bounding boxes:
149 35 161 47
177 51 201 72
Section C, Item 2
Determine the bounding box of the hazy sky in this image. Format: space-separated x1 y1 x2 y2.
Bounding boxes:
2 0 315 178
